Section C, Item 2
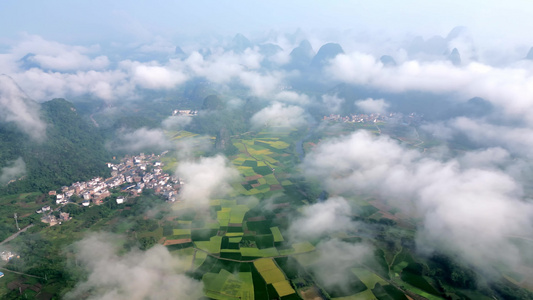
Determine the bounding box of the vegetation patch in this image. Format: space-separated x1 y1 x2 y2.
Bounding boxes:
351 267 387 289
270 227 284 242
273 280 296 297
195 236 222 254
253 166 273 176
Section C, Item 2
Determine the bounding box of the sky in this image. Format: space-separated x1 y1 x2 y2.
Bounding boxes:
1 1 533 46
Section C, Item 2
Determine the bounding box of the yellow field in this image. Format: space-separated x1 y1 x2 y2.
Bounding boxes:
261 268 286 284
237 166 257 177
253 258 287 284
171 130 199 140
253 258 277 272
273 280 296 296
226 232 244 237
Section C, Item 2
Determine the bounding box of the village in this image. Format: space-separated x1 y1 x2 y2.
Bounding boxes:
323 112 423 125
39 152 183 226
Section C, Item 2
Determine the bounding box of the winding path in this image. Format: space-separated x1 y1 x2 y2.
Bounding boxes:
0 267 44 279
0 224 33 246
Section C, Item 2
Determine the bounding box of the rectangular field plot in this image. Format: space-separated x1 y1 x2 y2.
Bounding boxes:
264 174 279 185
217 207 231 220
240 247 279 258
237 166 258 177
332 289 377 300
273 280 296 297
195 236 222 254
203 269 254 300
278 242 315 255
270 227 284 242
193 251 208 269
260 268 286 284
253 258 278 272
171 130 199 140
229 206 249 224
173 228 191 235
351 267 387 289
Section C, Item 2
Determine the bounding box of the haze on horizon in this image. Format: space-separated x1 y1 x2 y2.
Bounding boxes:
1 1 533 46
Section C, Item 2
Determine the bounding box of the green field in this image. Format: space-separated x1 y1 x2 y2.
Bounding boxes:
203 269 254 300
279 242 315 255
195 236 223 254
351 267 387 289
270 227 284 242
173 228 191 235
240 247 279 258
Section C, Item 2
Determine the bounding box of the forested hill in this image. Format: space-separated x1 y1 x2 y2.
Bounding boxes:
0 98 110 194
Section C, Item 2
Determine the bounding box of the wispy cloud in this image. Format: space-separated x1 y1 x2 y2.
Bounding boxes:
0 74 46 141
303 130 533 272
0 157 26 185
65 233 203 300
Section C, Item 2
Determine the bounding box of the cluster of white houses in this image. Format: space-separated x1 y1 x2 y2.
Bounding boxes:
49 152 183 208
323 113 389 123
323 112 424 125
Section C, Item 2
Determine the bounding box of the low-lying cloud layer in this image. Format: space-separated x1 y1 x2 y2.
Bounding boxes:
250 102 307 129
0 157 26 185
110 115 202 155
303 130 533 272
288 196 356 240
65 233 203 300
1 35 287 102
309 239 374 292
0 74 46 141
112 127 172 152
176 155 239 208
355 97 389 114
326 53 533 127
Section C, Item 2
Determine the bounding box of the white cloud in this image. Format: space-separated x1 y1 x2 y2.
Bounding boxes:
13 34 109 71
274 91 312 105
161 115 192 130
183 51 282 97
303 130 533 271
422 117 533 157
112 128 172 152
321 94 344 113
123 60 188 89
12 68 132 101
176 155 239 208
64 233 202 300
327 53 533 126
288 197 356 240
0 157 26 185
309 239 374 292
0 74 46 141
355 97 389 114
250 102 307 129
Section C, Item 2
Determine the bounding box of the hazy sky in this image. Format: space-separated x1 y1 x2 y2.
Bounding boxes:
2 1 533 45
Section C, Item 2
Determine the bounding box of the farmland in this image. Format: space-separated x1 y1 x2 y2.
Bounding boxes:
1 121 529 300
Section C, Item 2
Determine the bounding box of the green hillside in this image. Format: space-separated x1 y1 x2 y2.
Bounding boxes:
0 98 110 194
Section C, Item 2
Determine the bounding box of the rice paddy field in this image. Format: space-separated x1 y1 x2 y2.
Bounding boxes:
230 128 296 198
133 127 504 300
